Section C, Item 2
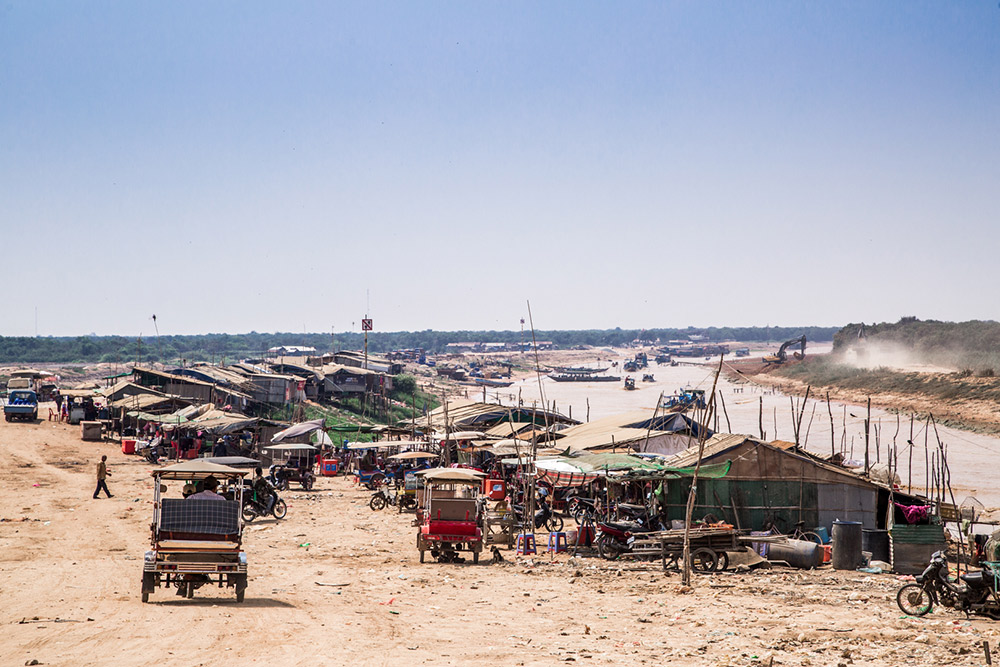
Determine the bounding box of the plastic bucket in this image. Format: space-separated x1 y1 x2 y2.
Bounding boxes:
831 520 864 570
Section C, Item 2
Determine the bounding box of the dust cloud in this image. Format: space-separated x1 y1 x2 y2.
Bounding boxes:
840 340 956 374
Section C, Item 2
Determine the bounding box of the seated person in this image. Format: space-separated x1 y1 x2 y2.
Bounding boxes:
187 476 225 500
182 482 197 498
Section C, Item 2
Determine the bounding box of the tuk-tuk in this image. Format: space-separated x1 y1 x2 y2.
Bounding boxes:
416 467 485 564
141 460 249 602
262 443 318 490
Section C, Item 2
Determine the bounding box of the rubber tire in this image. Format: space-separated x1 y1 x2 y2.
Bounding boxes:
691 548 718 572
401 496 418 511
241 504 257 522
473 550 479 564
370 495 386 511
597 535 620 561
716 551 730 572
897 584 933 616
546 515 564 533
370 473 386 488
142 591 149 603
235 574 247 603
141 572 155 603
302 475 314 491
272 498 288 519
419 550 425 563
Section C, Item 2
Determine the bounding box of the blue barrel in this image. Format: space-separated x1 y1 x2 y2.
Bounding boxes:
862 529 890 563
832 520 864 570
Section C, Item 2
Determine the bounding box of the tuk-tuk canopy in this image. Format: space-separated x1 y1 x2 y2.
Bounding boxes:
388 451 439 460
262 443 318 451
153 459 249 480
417 467 486 484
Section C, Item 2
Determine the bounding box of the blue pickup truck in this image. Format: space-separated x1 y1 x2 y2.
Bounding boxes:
4 390 38 422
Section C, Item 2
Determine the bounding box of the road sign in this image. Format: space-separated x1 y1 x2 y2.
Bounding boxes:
362 318 373 331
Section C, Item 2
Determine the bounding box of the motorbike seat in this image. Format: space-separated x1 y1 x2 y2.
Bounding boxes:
961 571 986 587
604 521 641 532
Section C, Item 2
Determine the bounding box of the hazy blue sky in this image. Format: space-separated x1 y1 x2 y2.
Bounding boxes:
2 2 998 337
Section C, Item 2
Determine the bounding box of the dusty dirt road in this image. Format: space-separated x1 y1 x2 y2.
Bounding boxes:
2 411 998 666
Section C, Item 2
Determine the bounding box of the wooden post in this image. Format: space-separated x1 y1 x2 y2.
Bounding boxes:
826 391 835 458
682 355 724 588
864 397 871 475
908 414 914 494
718 390 731 432
586 397 590 423
758 396 765 440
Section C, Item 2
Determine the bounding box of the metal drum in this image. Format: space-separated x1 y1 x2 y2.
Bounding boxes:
832 520 864 570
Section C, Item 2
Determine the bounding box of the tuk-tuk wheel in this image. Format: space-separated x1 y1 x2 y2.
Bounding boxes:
141 573 155 603
234 573 247 602
419 550 425 563
473 551 479 564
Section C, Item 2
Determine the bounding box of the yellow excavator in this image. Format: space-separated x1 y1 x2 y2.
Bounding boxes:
763 335 807 364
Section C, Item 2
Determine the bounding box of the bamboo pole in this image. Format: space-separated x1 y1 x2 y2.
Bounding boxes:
681 355 724 588
718 390 732 433
758 396 765 440
908 414 914 494
826 392 835 458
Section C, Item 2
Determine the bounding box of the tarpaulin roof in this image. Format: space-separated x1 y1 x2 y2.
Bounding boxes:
270 418 326 443
534 451 732 488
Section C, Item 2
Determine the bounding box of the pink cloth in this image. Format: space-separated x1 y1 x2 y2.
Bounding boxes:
895 502 930 524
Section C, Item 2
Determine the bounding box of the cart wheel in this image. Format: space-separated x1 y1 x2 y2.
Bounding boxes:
142 591 149 603
691 548 718 572
473 550 479 564
419 550 425 563
302 476 314 491
716 551 730 572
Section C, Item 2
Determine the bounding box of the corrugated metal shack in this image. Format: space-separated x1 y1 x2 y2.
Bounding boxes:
659 434 910 533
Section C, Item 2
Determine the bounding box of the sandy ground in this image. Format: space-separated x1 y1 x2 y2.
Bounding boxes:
3 408 1000 666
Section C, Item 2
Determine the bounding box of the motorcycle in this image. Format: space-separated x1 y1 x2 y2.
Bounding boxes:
138 436 165 464
370 486 417 511
594 506 659 560
897 550 1000 619
241 484 287 522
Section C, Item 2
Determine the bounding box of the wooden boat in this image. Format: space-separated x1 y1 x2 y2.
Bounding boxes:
474 377 513 388
550 374 621 383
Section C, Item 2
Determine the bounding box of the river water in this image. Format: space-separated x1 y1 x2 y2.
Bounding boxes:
480 350 1000 511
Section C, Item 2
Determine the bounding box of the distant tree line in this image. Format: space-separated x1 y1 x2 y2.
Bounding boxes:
0 326 838 365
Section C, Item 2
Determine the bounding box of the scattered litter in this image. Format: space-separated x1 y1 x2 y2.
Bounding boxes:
314 582 350 587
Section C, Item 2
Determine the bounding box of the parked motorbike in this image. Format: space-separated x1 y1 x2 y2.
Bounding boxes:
370 486 417 511
897 550 1000 619
594 506 660 560
138 436 164 464
241 486 287 522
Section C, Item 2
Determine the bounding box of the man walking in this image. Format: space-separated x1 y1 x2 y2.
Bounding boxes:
94 454 113 499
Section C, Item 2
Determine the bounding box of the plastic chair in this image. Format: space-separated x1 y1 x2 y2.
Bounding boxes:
515 533 536 555
547 532 568 553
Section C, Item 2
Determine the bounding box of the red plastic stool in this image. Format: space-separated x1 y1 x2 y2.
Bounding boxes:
515 533 536 555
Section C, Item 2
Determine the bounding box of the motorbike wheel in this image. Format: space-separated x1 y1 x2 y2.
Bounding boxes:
897 584 933 616
400 496 418 511
272 498 288 520
596 535 619 561
241 504 257 523
546 515 564 533
370 495 386 511
302 475 314 491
